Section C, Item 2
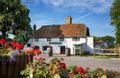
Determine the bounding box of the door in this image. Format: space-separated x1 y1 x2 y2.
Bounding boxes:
75 45 82 55
60 46 65 54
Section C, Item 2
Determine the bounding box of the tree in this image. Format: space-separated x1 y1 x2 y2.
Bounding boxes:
100 36 115 48
110 0 120 45
93 36 101 43
13 26 32 45
94 36 115 48
0 0 31 38
0 0 32 45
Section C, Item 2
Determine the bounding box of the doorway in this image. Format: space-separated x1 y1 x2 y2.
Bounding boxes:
75 44 83 55
60 46 65 54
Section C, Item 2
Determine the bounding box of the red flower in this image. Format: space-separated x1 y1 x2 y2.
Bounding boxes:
11 41 16 49
15 43 24 50
38 58 46 61
60 62 66 70
0 39 7 44
34 57 46 61
32 49 41 55
75 67 85 75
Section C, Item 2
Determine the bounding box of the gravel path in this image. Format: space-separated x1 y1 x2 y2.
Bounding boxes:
40 54 120 72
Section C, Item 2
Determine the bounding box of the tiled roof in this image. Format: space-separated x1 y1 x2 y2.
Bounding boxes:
32 24 90 38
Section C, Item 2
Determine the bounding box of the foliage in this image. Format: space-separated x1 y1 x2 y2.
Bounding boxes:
100 36 115 48
0 49 27 62
94 36 115 48
21 58 120 78
21 58 68 78
0 0 32 43
94 36 101 43
110 0 120 45
13 29 32 45
0 49 12 57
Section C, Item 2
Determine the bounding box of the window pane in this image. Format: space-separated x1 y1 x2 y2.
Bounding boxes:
60 37 64 41
47 38 51 41
72 37 80 41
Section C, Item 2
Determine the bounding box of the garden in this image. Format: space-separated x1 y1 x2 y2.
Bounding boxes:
0 38 120 78
1 0 120 78
21 57 120 78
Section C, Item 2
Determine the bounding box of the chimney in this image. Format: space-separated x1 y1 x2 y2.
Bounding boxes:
66 16 72 24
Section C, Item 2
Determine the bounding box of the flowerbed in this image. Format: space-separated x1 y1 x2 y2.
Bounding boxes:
21 57 120 78
0 49 27 61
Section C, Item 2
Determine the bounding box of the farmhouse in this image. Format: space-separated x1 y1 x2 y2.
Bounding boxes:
29 16 93 54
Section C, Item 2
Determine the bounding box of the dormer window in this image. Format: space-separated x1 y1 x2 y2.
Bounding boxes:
72 37 80 41
59 37 64 41
47 37 51 41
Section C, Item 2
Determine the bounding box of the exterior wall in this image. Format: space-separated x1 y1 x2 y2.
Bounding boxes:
28 37 93 54
85 37 94 54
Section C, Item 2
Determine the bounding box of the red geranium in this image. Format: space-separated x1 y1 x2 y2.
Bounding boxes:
75 67 85 75
15 43 24 50
60 62 67 70
11 41 16 49
0 39 7 44
11 41 24 50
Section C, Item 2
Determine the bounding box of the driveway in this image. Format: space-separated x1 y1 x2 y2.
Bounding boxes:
40 54 120 72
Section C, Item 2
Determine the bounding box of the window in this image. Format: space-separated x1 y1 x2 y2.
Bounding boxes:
42 46 48 50
47 37 51 41
34 38 39 42
72 37 80 41
59 37 64 41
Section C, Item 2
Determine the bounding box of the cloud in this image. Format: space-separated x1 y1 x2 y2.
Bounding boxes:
73 11 94 22
30 20 47 29
73 4 111 22
41 0 113 13
30 14 56 29
42 0 64 7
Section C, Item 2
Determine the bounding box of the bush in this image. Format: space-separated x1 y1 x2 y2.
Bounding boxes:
83 51 91 55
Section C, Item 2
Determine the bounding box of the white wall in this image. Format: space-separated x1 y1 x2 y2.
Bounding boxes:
28 37 93 54
86 37 94 53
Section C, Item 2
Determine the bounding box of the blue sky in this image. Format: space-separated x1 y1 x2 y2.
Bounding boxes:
25 0 114 37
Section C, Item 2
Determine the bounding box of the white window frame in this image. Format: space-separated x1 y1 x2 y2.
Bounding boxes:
72 37 80 41
47 37 51 42
59 37 64 41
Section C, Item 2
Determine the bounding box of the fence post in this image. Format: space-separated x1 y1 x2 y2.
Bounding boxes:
94 48 96 58
119 47 120 58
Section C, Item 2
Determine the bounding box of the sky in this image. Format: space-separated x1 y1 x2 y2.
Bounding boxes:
25 0 114 37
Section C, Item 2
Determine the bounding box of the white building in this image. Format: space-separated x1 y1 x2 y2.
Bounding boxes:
29 16 93 55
